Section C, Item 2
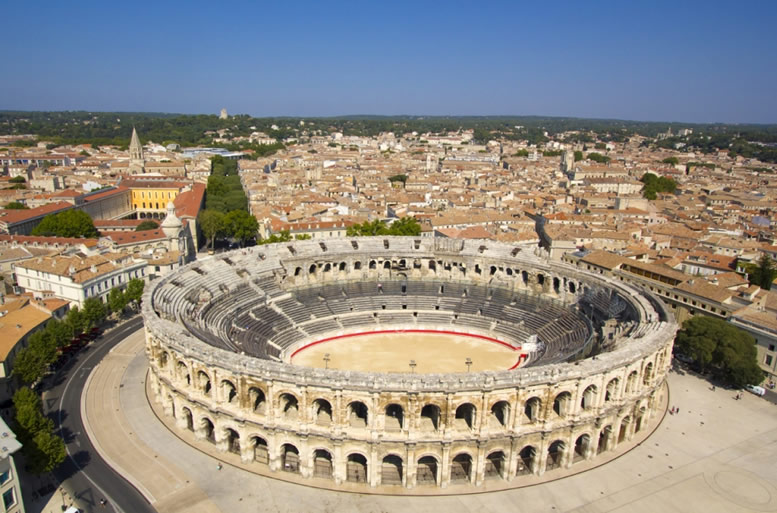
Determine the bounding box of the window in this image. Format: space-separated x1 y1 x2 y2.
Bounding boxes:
0 469 9 485
2 489 15 509
767 355 773 367
769 344 775 352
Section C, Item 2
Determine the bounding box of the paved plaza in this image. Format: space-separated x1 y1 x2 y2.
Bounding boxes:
81 330 777 513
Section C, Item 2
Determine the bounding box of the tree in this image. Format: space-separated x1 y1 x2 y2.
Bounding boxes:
12 346 48 385
3 201 28 209
294 234 312 240
675 316 764 387
12 387 66 475
388 174 408 185
748 255 776 290
574 150 583 162
135 220 159 231
9 176 26 184
82 297 107 329
125 278 145 304
587 152 611 164
662 156 679 166
31 210 98 238
347 217 421 237
388 217 421 236
65 306 87 336
224 210 259 247
108 288 128 315
258 230 292 245
199 209 225 251
641 172 677 200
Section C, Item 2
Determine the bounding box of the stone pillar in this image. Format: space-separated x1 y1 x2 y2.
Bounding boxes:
506 437 519 480
240 439 254 464
333 440 344 485
299 436 311 479
440 443 452 488
474 442 486 486
369 443 378 488
405 443 417 489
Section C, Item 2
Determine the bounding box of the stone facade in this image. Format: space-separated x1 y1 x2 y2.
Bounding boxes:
143 237 676 491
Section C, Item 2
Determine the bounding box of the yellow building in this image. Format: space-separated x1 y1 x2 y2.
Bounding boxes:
124 179 190 219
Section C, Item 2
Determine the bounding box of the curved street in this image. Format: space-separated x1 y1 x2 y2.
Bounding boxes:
43 316 155 513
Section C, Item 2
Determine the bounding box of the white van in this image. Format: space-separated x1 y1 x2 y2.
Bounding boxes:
745 384 766 396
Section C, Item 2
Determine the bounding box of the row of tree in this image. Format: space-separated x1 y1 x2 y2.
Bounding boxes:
346 217 421 237
31 210 99 238
13 279 144 386
199 209 259 250
12 387 65 474
206 156 248 213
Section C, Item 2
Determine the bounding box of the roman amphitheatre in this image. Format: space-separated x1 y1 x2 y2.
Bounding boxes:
142 236 676 492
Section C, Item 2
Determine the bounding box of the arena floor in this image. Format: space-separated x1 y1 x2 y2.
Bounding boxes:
289 331 521 373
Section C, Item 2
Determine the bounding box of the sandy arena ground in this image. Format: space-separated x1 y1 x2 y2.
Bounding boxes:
289 331 520 373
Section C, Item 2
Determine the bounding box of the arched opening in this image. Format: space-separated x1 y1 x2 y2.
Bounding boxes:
346 453 368 483
626 371 639 394
381 455 403 485
524 397 541 422
605 378 619 402
618 417 631 443
385 404 404 430
416 456 438 486
294 267 302 277
490 401 510 428
537 274 546 287
224 428 240 454
517 446 536 475
354 261 362 271
490 265 497 276
574 434 590 463
197 371 211 396
553 276 561 293
252 436 269 465
309 264 317 275
201 417 215 443
383 261 391 270
420 404 440 431
221 380 237 404
428 260 436 272
249 387 266 414
454 403 476 430
182 407 194 431
313 449 333 478
312 398 332 425
521 270 529 285
158 352 169 368
546 440 565 471
347 401 368 428
369 260 377 270
636 406 647 432
643 362 654 385
553 392 572 417
281 444 300 473
485 450 506 480
569 281 576 294
177 361 189 384
598 426 612 454
323 263 331 273
338 262 346 272
450 453 472 483
279 393 299 420
581 385 597 410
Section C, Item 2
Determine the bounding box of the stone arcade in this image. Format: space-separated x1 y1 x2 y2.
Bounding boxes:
142 237 676 492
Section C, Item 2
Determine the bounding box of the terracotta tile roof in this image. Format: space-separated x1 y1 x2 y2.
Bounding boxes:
0 201 72 225
579 250 626 270
0 234 99 248
102 229 167 245
0 298 51 361
173 183 206 219
676 279 733 303
83 186 129 202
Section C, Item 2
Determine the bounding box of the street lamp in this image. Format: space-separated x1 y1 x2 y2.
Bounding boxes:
465 358 472 373
323 353 331 369
409 360 417 374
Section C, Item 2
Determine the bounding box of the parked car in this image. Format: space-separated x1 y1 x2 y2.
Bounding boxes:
674 353 693 364
745 384 766 396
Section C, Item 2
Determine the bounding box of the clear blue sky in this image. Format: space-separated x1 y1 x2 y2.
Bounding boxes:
3 0 777 123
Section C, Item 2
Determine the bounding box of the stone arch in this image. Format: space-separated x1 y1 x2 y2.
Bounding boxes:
605 378 619 402
569 281 577 294
581 384 598 410
224 427 240 454
221 379 237 404
626 370 639 394
385 403 404 430
354 261 362 271
249 387 266 414
338 262 346 272
251 435 269 465
485 450 507 480
308 264 317 275
346 453 368 483
369 260 377 270
383 260 391 270
181 406 194 431
197 370 211 396
312 448 333 478
312 398 332 425
420 404 441 431
158 351 169 368
428 260 436 272
278 393 299 420
199 416 215 443
553 276 561 294
177 361 190 386
643 362 654 385
521 270 529 285
573 433 591 463
347 401 368 428
524 396 542 422
416 455 439 486
553 391 572 417
381 454 403 485
281 443 300 473
454 403 477 430
546 440 566 471
323 263 331 273
294 266 302 277
450 453 473 483
517 445 536 475
635 406 648 433
490 400 510 428
598 425 613 454
618 416 631 443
